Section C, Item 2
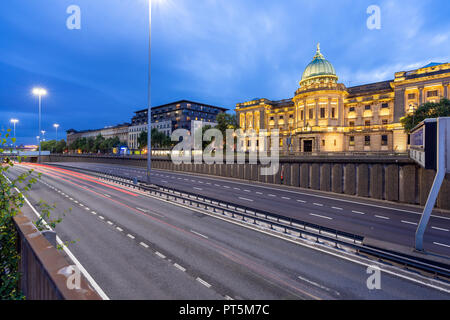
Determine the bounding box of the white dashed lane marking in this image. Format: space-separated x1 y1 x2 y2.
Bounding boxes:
140 242 149 248
174 264 186 272
191 230 209 239
196 278 212 288
155 251 166 259
433 242 450 248
401 220 417 226
375 215 390 220
332 207 343 210
432 226 449 232
127 234 135 239
352 210 365 215
313 203 323 207
238 197 254 202
309 213 333 220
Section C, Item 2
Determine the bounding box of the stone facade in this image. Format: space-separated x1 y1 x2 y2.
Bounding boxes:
236 45 450 153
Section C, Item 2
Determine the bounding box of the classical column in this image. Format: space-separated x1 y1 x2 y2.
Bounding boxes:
338 98 344 126
315 98 319 126
303 99 307 128
419 86 424 105
444 82 449 99
328 97 332 122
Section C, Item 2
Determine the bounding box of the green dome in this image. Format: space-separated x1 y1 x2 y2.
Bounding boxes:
301 44 336 81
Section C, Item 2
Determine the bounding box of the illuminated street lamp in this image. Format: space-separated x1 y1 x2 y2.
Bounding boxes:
10 118 19 149
54 123 60 141
32 87 47 163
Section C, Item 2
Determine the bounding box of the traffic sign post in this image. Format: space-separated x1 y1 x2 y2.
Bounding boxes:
410 117 450 252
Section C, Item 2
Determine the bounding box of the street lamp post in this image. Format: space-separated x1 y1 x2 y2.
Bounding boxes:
147 0 152 184
33 87 47 164
10 119 19 150
54 123 60 141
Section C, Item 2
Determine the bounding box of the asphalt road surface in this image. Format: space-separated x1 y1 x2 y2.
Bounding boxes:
5 163 450 300
45 161 450 257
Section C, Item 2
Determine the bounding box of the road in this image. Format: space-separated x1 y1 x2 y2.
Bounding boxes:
45 161 450 257
5 163 450 300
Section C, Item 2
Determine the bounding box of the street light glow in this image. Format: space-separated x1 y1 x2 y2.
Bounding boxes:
32 87 47 96
54 124 59 128
10 118 19 124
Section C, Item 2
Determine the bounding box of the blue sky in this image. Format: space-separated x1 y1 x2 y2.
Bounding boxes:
1 0 450 144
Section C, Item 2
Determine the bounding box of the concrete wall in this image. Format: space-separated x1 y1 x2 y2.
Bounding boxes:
42 154 450 210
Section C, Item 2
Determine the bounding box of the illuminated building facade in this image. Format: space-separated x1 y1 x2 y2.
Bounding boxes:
236 44 450 153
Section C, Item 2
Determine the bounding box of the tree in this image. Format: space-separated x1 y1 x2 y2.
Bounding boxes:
401 98 450 133
137 129 172 149
216 113 238 135
41 140 67 154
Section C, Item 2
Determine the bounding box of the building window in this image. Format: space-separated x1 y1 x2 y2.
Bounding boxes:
322 140 325 147
381 135 388 146
427 90 438 97
365 135 371 146
365 120 371 126
334 140 337 146
320 108 326 118
349 136 355 146
300 110 304 120
349 121 355 127
331 108 336 118
408 93 416 100
365 105 371 110
309 109 314 119
381 103 389 108
349 107 355 112
382 119 388 125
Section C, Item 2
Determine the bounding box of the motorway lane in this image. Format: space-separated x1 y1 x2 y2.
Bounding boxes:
47 162 450 257
7 164 450 299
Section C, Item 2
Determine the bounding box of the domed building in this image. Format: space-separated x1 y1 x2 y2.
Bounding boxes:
236 44 450 154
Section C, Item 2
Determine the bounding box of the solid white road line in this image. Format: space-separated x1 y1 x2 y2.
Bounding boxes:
16 186 109 300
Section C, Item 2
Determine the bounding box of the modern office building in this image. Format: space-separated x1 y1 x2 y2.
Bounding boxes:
68 100 228 151
235 44 450 153
128 100 228 150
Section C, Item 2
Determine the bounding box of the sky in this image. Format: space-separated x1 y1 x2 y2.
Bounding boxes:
1 0 450 144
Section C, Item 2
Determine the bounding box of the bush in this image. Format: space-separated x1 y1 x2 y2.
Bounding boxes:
0 129 37 299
